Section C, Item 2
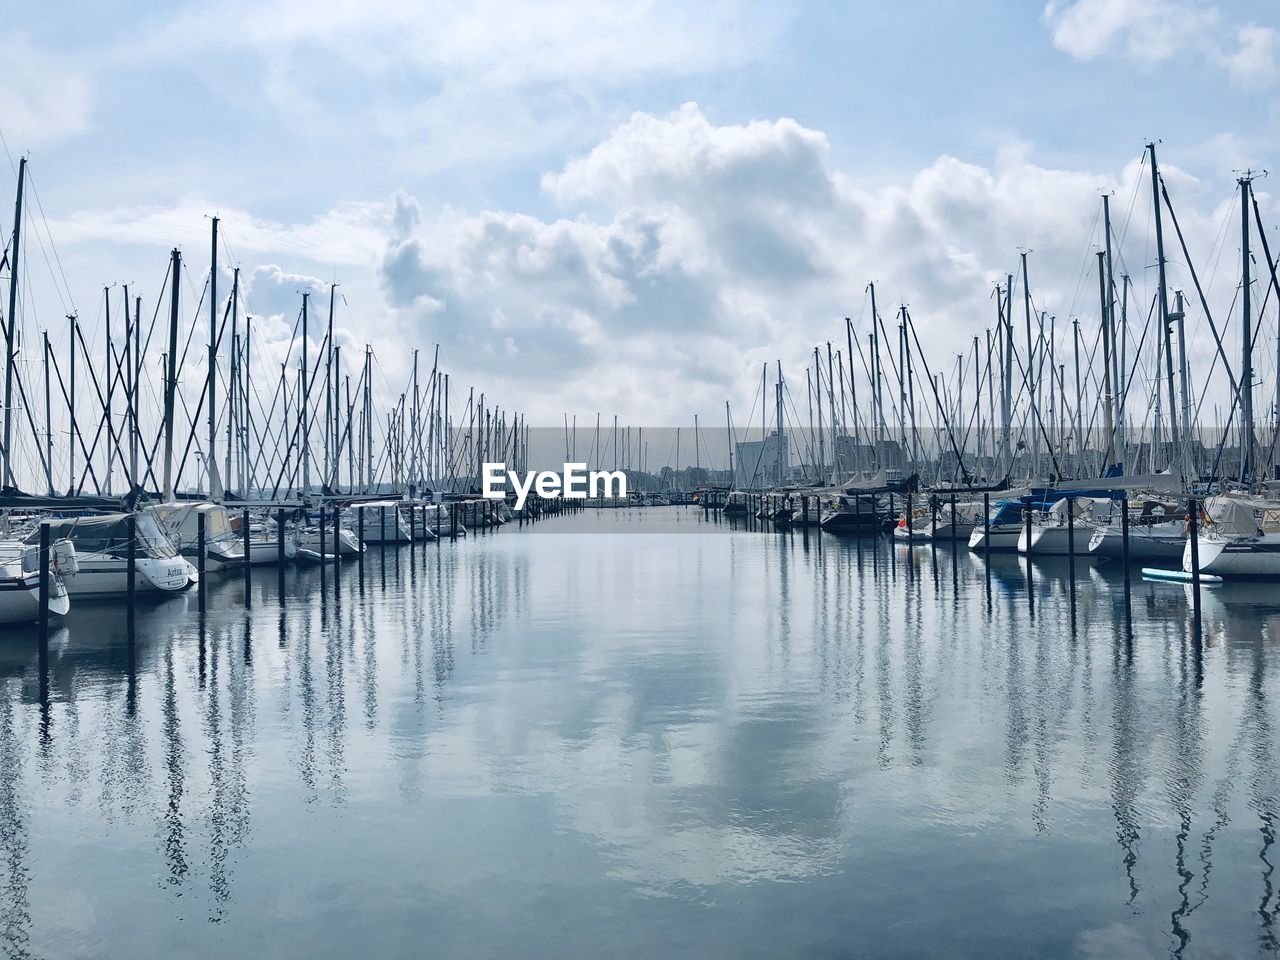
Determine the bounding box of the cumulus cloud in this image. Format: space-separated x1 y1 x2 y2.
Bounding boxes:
1225 23 1280 85
23 105 1264 428
1043 0 1280 87
0 33 92 145
1043 0 1218 63
373 103 1244 424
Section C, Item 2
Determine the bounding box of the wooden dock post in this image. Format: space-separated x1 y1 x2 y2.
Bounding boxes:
197 511 207 612
1187 496 1202 639
242 507 251 602
39 522 51 641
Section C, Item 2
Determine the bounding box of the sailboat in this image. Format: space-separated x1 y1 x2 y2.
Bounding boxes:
0 538 75 624
26 514 196 598
144 501 246 571
1184 495 1280 579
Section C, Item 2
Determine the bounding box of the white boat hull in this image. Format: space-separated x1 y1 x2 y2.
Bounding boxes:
1089 522 1184 562
1183 534 1280 579
0 576 70 624
62 556 196 599
968 523 1022 552
299 527 363 557
1019 523 1094 556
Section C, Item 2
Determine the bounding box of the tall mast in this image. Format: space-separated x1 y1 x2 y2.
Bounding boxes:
326 282 336 491
825 342 837 475
1097 251 1115 470
1102 194 1122 462
1241 173 1255 484
775 360 785 484
1148 142 1181 479
208 216 218 498
814 346 824 476
242 315 251 494
1072 317 1083 472
364 345 373 491
1021 253 1037 479
845 317 860 473
133 294 142 492
123 285 133 492
163 248 181 501
226 267 238 493
68 313 76 494
105 287 115 493
869 282 884 462
2 157 25 491
301 292 310 499
42 331 52 495
411 348 420 492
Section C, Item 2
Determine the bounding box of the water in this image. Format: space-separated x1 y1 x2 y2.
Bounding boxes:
1 506 1278 958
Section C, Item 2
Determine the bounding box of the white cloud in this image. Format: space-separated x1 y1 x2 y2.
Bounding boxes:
0 33 92 145
1043 1 1280 87
1043 0 1218 63
22 104 1263 431
376 104 1233 424
1225 23 1280 85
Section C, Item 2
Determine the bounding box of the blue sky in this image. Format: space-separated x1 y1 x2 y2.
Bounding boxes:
4 0 1280 429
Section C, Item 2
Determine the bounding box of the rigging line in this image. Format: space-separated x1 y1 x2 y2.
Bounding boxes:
23 168 76 314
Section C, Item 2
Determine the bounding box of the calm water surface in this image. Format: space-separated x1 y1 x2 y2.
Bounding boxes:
1 506 1278 958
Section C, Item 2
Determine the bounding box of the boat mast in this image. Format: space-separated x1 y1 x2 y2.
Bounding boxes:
134 294 142 494
162 247 181 502
1241 173 1255 484
68 312 76 494
301 292 310 500
2 157 24 491
869 282 884 468
105 287 116 493
845 317 860 474
1097 251 1115 471
813 347 823 477
1021 253 1037 480
775 360 785 485
208 216 218 499
42 331 52 495
1102 195 1121 465
1147 143 1181 480
226 267 238 494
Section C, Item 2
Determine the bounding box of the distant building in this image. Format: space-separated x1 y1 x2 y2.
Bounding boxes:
734 432 789 488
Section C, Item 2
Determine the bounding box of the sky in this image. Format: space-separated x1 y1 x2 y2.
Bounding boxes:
3 0 1280 439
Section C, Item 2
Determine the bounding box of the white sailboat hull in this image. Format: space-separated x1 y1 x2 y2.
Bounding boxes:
1184 535 1280 579
62 556 195 599
968 524 1022 552
1018 523 1094 556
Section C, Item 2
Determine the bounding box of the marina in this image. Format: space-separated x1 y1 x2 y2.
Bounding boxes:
0 506 1277 958
8 1 1280 954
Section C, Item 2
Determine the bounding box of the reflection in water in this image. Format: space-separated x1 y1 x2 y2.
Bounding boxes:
0 509 1278 956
